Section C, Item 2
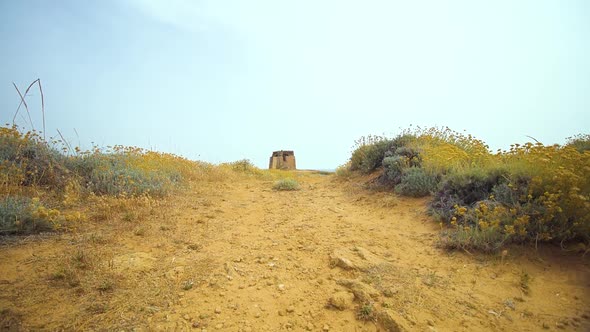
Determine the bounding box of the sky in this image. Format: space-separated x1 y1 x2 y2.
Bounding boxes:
1 1 589 169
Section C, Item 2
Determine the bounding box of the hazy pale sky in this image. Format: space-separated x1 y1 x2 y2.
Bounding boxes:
1 1 589 169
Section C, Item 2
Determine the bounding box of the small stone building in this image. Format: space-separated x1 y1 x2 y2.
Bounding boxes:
269 150 296 170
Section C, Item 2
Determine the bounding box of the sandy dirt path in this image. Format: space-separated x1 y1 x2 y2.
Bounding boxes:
1 172 589 331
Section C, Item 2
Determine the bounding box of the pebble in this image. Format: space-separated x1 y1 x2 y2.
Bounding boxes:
286 306 295 313
183 314 191 320
215 323 223 329
306 322 314 331
192 322 200 328
278 284 285 291
214 308 222 314
322 324 330 331
254 312 261 318
278 310 285 316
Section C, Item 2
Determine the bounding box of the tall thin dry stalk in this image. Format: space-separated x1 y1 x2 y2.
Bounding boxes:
12 79 46 139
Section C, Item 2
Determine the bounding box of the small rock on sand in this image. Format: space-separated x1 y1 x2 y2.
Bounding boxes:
328 291 355 310
336 279 380 303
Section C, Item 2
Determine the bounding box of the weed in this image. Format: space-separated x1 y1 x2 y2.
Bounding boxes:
224 159 263 176
566 133 590 153
356 303 376 321
97 279 114 292
504 298 516 310
182 280 194 290
133 227 146 236
0 196 54 234
273 178 300 191
520 271 531 295
86 303 108 314
0 308 22 330
71 249 91 269
187 243 201 251
87 233 107 244
379 195 399 208
316 170 333 176
49 266 80 287
439 226 508 254
395 167 439 197
122 211 136 222
422 271 438 287
335 164 353 179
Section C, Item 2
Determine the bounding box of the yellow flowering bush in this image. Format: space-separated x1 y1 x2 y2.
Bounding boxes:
347 126 590 251
432 140 590 249
1 124 257 234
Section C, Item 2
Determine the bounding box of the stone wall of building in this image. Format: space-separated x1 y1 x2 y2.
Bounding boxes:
269 150 296 170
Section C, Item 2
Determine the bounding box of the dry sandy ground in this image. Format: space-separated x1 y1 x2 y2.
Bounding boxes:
1 172 589 331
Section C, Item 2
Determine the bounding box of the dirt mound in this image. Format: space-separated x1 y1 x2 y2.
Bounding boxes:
330 246 391 271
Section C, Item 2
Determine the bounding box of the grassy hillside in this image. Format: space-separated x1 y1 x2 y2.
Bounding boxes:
0 125 267 235
340 127 590 253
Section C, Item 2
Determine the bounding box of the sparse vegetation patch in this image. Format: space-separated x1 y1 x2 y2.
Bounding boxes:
342 126 590 252
273 178 300 191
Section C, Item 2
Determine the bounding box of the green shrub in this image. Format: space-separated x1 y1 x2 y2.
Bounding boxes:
347 127 590 251
394 167 438 197
491 178 530 206
439 226 509 253
566 134 590 153
350 140 391 173
66 154 175 197
335 164 352 179
226 159 262 175
349 134 418 174
393 146 421 167
429 167 508 217
382 155 407 184
0 196 53 234
273 178 299 191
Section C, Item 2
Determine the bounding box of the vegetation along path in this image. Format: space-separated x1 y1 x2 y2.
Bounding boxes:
1 171 589 331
